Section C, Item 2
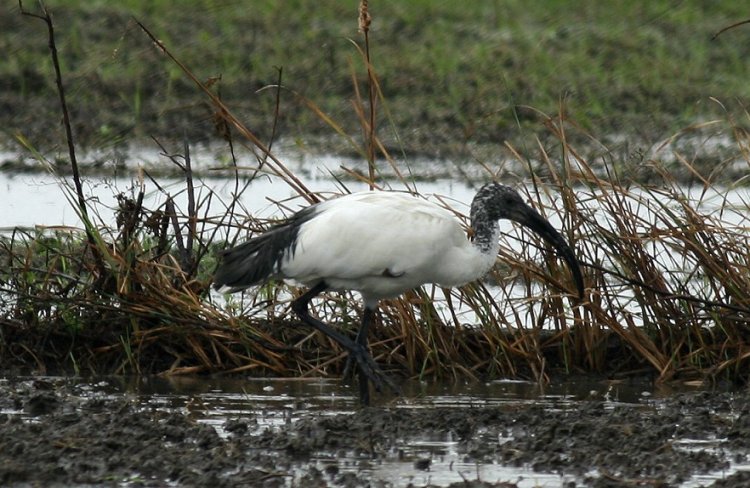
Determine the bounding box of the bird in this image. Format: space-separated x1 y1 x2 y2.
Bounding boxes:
213 182 584 405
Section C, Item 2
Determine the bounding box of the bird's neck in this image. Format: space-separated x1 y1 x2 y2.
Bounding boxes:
470 208 501 255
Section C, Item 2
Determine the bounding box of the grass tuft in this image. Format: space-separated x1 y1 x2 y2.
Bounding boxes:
2 2 750 387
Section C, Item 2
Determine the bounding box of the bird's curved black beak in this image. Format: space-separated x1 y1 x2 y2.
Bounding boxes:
510 205 585 299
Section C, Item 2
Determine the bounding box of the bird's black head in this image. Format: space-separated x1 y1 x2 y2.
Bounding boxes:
472 182 585 299
472 183 530 222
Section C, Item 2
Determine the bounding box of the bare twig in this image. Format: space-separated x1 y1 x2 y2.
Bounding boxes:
359 0 377 189
19 0 105 273
133 19 317 204
711 18 750 40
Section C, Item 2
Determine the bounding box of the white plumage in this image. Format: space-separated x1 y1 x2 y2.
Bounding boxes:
279 192 497 305
214 182 584 405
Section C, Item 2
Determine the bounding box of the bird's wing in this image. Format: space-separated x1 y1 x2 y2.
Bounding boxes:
280 192 467 284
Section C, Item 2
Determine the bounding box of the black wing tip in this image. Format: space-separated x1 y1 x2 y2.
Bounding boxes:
212 282 249 294
213 260 257 294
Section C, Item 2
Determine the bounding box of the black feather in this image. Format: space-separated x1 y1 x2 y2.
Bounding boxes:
213 205 319 292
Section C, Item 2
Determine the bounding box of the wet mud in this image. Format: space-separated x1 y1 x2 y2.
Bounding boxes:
1 377 749 487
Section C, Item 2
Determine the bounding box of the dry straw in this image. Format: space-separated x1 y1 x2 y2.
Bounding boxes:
2 2 749 387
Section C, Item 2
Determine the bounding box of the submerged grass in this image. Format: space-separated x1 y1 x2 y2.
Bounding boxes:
2 2 750 387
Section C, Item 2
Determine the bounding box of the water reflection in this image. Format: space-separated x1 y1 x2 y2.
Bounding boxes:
112 374 687 406
2 375 741 487
74 375 672 439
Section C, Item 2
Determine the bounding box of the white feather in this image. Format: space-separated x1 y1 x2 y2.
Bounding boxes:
279 191 498 302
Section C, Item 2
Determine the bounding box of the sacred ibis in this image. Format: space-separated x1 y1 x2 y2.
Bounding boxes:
213 182 584 405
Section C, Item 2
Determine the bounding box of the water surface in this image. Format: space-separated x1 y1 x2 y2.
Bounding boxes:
3 375 742 487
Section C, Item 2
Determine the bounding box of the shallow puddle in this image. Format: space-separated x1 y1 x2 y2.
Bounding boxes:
4 375 747 487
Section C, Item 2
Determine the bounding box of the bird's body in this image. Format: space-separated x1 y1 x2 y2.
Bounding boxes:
216 191 498 305
214 183 584 405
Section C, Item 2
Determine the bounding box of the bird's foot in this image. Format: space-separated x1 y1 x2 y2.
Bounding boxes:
347 345 400 397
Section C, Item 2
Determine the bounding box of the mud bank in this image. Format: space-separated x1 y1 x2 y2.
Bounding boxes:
1 377 749 487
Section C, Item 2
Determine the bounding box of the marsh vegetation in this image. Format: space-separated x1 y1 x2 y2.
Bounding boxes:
2 1 750 390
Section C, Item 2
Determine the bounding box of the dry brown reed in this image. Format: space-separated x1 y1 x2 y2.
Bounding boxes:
3 3 750 387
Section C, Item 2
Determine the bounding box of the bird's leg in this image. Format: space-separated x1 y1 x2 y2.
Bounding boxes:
342 306 374 378
345 307 375 404
291 283 397 405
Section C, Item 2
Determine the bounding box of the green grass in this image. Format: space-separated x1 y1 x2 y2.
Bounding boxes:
2 0 749 163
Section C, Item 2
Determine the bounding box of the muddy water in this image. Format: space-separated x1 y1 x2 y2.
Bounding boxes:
2 375 749 487
138 377 667 487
